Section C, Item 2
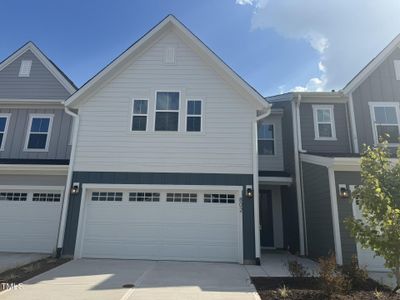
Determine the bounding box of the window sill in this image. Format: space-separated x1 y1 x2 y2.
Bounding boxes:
314 138 338 141
23 148 49 152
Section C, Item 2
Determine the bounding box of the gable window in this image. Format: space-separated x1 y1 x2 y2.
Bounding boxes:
155 92 179 131
0 114 10 151
131 99 148 131
394 60 400 80
370 102 400 144
19 60 32 77
186 100 202 132
313 105 336 140
258 123 275 155
25 114 53 151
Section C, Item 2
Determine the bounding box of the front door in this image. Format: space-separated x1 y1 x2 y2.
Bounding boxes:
260 190 274 248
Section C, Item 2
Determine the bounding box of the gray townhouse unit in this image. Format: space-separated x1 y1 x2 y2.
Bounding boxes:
0 15 398 271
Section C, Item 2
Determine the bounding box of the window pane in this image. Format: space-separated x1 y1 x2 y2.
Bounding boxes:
187 116 201 131
156 92 179 110
318 124 332 138
258 140 274 155
132 116 147 131
385 107 398 124
187 100 201 115
31 118 49 132
317 109 331 122
0 133 3 146
28 133 47 149
133 100 148 114
377 125 399 143
0 117 6 131
258 124 274 139
155 112 179 131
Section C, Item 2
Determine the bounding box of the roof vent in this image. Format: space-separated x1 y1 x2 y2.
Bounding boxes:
19 60 32 77
164 47 175 64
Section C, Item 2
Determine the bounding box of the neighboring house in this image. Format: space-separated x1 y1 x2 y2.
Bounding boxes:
0 42 76 254
268 33 400 271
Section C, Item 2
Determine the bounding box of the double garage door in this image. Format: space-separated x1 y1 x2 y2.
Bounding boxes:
0 187 63 253
75 186 243 263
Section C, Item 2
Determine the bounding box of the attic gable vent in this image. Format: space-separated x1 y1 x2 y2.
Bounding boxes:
394 60 400 80
19 60 32 77
164 47 175 64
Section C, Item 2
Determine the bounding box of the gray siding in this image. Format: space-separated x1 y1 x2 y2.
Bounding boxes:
0 174 66 186
352 47 400 150
0 107 72 160
334 171 360 265
302 162 335 259
300 103 351 153
0 50 70 100
62 172 255 262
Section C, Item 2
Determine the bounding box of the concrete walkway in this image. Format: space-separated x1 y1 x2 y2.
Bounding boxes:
0 253 47 274
0 259 261 300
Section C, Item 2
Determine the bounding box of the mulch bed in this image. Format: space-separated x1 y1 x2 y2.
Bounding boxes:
0 257 70 292
252 277 400 300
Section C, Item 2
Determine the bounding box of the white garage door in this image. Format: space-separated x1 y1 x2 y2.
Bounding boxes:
76 186 243 263
0 187 64 253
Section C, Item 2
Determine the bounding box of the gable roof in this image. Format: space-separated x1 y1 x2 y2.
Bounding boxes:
65 15 270 111
342 33 400 94
0 41 77 94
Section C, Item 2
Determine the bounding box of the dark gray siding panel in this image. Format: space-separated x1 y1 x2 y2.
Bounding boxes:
300 103 351 153
334 171 360 265
0 50 70 100
0 108 72 159
302 162 335 259
62 172 255 262
353 47 400 150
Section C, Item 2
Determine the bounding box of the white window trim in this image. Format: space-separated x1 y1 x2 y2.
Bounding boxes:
369 102 400 146
24 113 54 152
258 123 276 156
154 91 181 132
0 113 11 151
312 105 337 141
18 60 32 77
185 99 203 133
131 99 149 132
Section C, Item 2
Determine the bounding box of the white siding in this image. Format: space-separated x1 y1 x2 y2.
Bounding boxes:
74 29 255 174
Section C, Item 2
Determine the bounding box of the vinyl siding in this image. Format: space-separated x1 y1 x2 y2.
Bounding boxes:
300 102 351 153
352 47 400 149
0 107 72 159
0 174 66 186
74 28 255 174
0 50 70 100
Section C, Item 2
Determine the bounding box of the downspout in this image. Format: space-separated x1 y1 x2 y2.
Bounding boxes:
348 93 359 153
56 106 79 257
253 109 271 264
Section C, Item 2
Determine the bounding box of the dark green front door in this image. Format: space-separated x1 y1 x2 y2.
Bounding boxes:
260 190 274 247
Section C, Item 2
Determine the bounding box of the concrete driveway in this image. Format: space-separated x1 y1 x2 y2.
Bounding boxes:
0 259 260 300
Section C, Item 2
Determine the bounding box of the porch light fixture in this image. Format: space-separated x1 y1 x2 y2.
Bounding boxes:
338 184 349 199
71 182 80 195
246 185 254 198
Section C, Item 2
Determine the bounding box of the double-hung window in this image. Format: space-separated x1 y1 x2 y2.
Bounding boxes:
186 100 202 132
0 114 10 151
25 114 53 151
155 92 179 131
313 105 336 140
131 99 148 131
370 102 400 144
258 123 275 155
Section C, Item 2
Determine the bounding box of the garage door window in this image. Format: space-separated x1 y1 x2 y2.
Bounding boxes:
204 194 235 204
166 193 197 203
0 192 27 201
129 192 160 202
91 192 123 201
33 193 61 202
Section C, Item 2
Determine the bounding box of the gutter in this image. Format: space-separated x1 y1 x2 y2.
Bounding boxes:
56 106 79 257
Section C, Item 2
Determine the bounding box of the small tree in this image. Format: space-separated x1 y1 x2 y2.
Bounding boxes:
345 141 400 291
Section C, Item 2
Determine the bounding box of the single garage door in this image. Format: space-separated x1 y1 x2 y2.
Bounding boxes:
0 187 64 253
76 186 243 263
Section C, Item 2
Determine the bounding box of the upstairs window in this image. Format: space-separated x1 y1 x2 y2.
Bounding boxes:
155 92 179 131
131 99 148 131
370 102 400 144
313 105 336 140
258 123 275 155
19 60 32 77
25 114 53 151
186 100 202 132
0 114 10 151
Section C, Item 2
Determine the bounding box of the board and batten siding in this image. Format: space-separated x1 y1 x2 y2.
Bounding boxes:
0 107 72 159
300 102 351 153
0 50 70 100
352 47 400 149
74 29 255 174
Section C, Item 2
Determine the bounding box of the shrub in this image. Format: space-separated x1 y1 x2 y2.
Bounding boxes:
342 255 369 289
276 284 291 299
318 254 351 296
287 260 309 277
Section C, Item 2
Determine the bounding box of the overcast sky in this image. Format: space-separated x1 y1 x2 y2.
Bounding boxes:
1 0 400 96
